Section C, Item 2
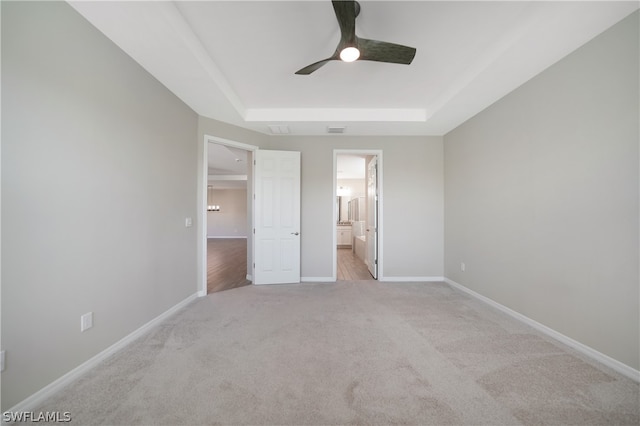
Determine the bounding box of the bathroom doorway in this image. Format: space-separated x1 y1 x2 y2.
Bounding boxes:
334 150 382 281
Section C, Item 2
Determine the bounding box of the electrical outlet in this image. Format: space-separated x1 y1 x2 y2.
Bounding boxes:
461 262 466 272
1 350 5 372
81 312 93 332
185 217 193 228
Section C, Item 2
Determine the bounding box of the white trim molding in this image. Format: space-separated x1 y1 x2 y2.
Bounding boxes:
444 278 640 383
4 293 198 418
208 174 247 181
244 108 427 123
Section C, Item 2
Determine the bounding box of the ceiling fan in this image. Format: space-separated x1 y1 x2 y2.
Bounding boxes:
295 0 417 75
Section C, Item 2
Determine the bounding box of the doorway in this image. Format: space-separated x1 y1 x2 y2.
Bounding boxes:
199 137 302 295
200 136 258 296
334 150 382 281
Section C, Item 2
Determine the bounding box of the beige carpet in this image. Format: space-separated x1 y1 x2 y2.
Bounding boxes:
32 281 639 425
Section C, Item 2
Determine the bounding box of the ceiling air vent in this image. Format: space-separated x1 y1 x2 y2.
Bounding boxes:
268 125 290 134
327 126 346 134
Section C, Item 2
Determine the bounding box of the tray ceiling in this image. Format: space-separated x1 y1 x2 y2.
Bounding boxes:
70 1 638 136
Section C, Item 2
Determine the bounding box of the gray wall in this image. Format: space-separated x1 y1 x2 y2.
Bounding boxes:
197 120 445 281
1 1 198 409
264 136 444 280
444 11 639 369
207 189 248 237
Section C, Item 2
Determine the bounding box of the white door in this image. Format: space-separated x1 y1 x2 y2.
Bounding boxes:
366 156 378 279
254 150 301 284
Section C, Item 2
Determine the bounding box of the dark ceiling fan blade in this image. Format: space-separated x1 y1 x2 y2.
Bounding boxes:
332 0 357 45
295 1 416 74
357 38 417 65
295 57 337 75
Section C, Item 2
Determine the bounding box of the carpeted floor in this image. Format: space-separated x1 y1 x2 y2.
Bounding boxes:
32 281 639 425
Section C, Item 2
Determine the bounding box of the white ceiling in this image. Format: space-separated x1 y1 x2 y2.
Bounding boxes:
337 155 366 179
208 144 248 175
70 1 638 137
207 143 249 188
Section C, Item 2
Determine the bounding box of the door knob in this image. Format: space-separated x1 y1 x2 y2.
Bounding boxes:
291 232 300 235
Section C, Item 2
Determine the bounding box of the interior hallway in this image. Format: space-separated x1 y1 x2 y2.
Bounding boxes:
207 238 250 293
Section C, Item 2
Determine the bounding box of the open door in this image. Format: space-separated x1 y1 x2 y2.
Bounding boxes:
366 156 378 279
253 150 301 284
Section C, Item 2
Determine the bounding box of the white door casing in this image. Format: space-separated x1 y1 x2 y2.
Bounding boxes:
254 150 301 284
200 136 258 296
366 156 378 279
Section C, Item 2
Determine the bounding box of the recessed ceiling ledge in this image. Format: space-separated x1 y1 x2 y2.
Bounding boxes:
208 175 248 181
244 108 428 123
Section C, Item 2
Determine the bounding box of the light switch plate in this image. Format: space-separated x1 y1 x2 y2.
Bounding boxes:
81 312 93 332
185 217 193 228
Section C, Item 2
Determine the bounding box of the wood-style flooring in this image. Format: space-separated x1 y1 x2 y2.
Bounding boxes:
208 240 372 291
337 248 374 281
207 238 251 294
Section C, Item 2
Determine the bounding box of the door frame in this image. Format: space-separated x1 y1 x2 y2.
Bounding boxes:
332 149 384 281
199 135 258 296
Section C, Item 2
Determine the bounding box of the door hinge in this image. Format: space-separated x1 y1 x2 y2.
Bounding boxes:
254 160 256 165
375 259 378 265
253 262 255 269
253 228 255 234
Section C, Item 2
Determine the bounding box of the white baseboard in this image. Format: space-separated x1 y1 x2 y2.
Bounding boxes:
381 276 445 282
299 277 446 283
4 293 198 417
246 274 252 281
444 278 640 383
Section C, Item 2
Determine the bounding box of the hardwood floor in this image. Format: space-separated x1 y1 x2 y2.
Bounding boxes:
207 238 251 294
337 248 374 281
209 240 372 290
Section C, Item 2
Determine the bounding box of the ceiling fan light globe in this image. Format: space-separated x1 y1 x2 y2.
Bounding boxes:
340 47 360 62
